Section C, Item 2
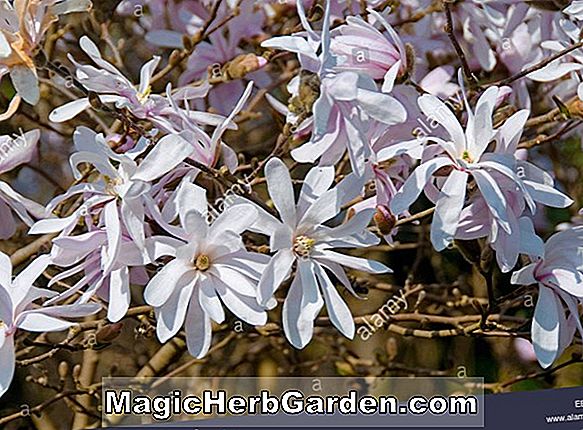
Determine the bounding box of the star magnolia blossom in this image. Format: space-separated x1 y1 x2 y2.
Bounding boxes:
30 127 152 253
0 0 92 109
0 252 100 397
330 11 407 92
144 183 269 358
49 36 220 132
262 1 407 176
0 130 46 239
511 227 583 368
390 85 572 254
235 158 391 349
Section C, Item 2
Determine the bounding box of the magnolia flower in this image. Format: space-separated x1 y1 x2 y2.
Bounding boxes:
511 227 583 368
527 5 583 102
0 130 46 239
30 127 152 252
262 1 407 175
47 231 178 322
390 85 573 253
0 252 100 397
330 11 407 91
0 0 92 109
49 36 217 132
235 158 391 349
144 183 269 358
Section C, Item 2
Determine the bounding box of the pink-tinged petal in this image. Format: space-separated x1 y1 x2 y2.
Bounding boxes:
257 249 295 306
498 110 529 154
417 94 465 155
316 250 391 274
133 133 194 182
431 169 468 251
532 286 563 369
107 267 130 323
523 180 573 208
144 259 195 307
282 259 323 349
0 330 15 398
0 130 40 174
390 157 452 215
0 285 12 325
547 267 583 297
155 273 196 343
51 231 107 266
265 158 297 227
471 170 512 234
185 291 212 358
103 200 121 275
13 254 50 297
314 263 354 339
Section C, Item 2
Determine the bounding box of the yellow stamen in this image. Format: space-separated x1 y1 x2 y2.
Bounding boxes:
195 254 211 271
293 235 315 258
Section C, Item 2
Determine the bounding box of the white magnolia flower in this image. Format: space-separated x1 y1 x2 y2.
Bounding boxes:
390 85 572 252
511 227 583 368
0 129 46 239
49 36 219 132
261 1 406 175
31 127 152 252
237 158 391 349
0 252 100 397
144 183 269 358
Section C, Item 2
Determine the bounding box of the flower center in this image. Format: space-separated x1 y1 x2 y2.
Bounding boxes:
195 254 211 271
137 86 152 104
104 176 124 196
293 235 315 258
461 150 473 163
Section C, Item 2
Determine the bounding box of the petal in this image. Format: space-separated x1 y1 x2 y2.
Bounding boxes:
418 94 465 155
198 276 225 323
16 312 74 332
390 157 452 214
265 158 296 227
472 169 511 234
155 273 196 343
282 260 324 349
144 259 195 307
49 98 91 122
316 250 392 274
185 291 212 358
257 249 295 306
0 332 15 398
107 267 130 323
133 133 194 182
314 263 355 339
431 170 468 251
532 286 563 369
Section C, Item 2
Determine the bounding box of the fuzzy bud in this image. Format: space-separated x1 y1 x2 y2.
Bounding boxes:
226 54 268 80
